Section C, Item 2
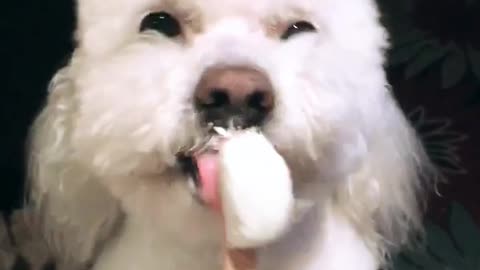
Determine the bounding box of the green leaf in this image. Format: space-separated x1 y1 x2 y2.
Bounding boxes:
467 46 480 84
389 40 430 67
393 29 427 49
392 256 419 270
402 248 445 270
425 222 465 268
404 43 448 79
441 48 467 89
449 202 480 261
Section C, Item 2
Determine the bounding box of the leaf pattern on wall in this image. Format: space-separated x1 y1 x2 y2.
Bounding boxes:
393 202 480 270
381 0 480 92
408 107 468 175
388 40 480 90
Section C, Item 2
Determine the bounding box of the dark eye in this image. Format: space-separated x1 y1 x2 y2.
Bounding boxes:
140 12 182 38
281 21 316 40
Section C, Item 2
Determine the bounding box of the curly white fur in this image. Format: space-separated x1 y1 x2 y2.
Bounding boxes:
27 0 436 269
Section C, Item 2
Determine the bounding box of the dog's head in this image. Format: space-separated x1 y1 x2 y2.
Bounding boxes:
28 0 434 267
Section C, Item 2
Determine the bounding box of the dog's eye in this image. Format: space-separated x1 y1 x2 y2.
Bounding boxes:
281 21 316 40
140 12 182 37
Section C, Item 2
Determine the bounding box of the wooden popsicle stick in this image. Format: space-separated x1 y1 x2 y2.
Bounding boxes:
225 249 257 270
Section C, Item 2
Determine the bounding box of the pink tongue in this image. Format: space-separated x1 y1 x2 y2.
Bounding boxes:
195 152 221 211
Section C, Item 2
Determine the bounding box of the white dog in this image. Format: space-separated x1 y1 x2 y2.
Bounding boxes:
26 0 435 269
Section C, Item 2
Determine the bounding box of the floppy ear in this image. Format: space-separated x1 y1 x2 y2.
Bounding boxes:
27 67 122 268
335 96 438 263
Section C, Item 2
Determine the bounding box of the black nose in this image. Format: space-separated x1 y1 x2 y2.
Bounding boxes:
194 66 275 128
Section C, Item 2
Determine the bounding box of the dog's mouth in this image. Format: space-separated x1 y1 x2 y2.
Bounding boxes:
177 152 202 192
178 149 226 210
176 126 282 208
175 126 228 203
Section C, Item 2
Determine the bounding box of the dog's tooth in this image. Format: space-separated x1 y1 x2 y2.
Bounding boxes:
187 176 197 193
213 126 229 137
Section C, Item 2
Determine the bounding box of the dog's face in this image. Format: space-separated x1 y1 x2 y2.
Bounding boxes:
70 0 388 181
30 0 430 266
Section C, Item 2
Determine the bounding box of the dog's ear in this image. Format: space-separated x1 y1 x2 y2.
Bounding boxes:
27 68 122 268
336 99 438 263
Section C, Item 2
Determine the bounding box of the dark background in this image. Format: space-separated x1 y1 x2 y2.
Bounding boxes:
1 0 478 224
1 0 75 215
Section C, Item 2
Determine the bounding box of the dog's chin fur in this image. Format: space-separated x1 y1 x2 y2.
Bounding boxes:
27 0 436 269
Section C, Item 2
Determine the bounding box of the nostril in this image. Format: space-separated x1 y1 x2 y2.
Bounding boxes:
200 89 230 108
194 66 275 128
247 90 273 112
247 91 265 110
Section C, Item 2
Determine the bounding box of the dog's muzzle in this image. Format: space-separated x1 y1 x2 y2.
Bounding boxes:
178 65 275 201
194 65 275 129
